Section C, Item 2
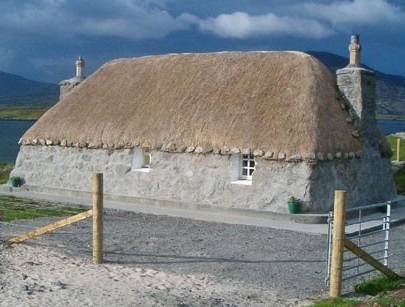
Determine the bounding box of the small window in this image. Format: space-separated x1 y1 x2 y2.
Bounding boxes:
240 154 256 180
132 147 151 172
230 153 256 185
143 147 151 168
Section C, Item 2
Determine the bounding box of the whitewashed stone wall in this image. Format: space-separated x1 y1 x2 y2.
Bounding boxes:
309 149 395 212
12 145 313 212
11 145 396 213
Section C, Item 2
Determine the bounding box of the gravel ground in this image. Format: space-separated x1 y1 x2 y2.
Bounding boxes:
1 207 405 306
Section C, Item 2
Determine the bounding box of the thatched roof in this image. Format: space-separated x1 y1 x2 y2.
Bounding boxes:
22 51 363 160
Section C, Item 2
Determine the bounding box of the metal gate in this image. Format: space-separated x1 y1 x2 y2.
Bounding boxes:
325 201 391 285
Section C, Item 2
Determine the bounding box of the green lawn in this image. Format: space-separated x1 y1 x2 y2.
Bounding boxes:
0 107 48 120
386 135 405 161
0 194 87 221
1 163 87 221
0 162 13 184
311 276 405 306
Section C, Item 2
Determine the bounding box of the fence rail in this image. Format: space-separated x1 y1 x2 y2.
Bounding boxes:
326 201 391 286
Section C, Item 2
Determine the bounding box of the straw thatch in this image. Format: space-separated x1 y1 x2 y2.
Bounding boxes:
22 51 362 157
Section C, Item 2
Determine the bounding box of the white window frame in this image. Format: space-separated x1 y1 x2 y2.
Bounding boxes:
132 147 151 172
240 154 256 180
230 153 256 185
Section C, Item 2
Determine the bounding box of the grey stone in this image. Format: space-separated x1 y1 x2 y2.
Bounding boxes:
213 148 221 154
194 146 203 154
277 153 286 160
263 151 274 160
304 153 316 160
203 146 213 154
153 143 163 150
220 146 230 155
252 149 264 157
177 145 187 153
288 155 302 162
185 146 195 153
351 130 360 138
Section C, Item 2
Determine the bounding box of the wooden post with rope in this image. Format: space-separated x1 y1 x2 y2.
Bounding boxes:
92 173 104 264
329 190 347 298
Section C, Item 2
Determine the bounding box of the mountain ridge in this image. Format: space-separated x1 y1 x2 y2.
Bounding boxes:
0 71 59 107
0 52 404 115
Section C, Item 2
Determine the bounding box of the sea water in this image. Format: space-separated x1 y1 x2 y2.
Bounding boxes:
0 120 35 163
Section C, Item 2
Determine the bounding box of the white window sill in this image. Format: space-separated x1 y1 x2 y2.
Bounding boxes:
132 168 150 173
231 180 252 186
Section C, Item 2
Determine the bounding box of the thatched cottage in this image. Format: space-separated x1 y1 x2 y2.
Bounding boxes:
11 36 395 213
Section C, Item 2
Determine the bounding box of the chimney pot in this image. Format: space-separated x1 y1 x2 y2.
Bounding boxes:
348 34 361 67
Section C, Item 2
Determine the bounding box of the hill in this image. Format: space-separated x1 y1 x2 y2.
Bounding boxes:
0 52 404 116
308 51 405 116
0 71 59 107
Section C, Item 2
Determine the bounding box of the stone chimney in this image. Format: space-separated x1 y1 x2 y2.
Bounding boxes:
76 56 85 79
348 34 361 67
60 56 86 100
336 35 379 149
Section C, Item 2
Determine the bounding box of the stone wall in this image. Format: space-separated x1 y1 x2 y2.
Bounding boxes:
12 145 313 213
309 148 396 212
11 144 396 213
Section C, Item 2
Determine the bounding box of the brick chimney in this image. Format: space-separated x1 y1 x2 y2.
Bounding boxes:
336 35 379 149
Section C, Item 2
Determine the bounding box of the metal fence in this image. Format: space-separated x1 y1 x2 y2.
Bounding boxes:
326 201 391 285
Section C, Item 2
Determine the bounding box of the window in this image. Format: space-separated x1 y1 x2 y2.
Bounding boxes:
240 154 256 180
132 147 151 172
143 147 151 168
230 153 256 185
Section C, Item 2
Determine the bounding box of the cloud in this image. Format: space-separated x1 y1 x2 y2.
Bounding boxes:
79 12 196 40
301 0 405 28
198 11 333 39
0 0 195 41
0 0 402 44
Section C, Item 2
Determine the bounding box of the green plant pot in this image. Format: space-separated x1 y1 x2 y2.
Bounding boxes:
10 177 21 187
287 201 300 214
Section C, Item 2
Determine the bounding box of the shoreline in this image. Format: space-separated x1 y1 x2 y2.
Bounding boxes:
0 118 37 122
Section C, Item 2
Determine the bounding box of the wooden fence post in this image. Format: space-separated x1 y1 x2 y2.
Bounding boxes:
397 138 401 162
92 173 103 264
330 190 347 298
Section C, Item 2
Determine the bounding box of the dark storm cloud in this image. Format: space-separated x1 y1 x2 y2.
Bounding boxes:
0 0 403 81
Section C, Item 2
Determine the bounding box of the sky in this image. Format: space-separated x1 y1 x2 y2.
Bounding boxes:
0 0 404 83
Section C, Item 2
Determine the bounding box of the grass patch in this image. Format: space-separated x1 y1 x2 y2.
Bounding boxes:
374 296 405 306
386 135 405 161
355 275 405 296
0 162 13 184
0 195 87 221
311 298 360 307
394 167 405 194
311 276 405 306
0 107 48 120
386 135 405 193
